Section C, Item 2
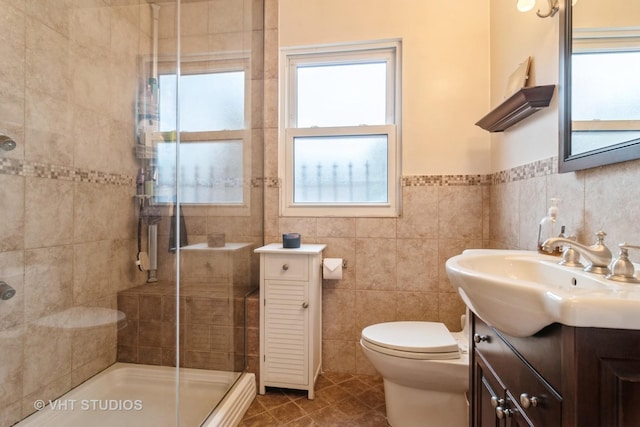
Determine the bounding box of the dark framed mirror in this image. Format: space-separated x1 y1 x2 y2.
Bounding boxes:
559 0 640 173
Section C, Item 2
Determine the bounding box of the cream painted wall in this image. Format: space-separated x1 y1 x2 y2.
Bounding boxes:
489 0 560 171
278 0 492 175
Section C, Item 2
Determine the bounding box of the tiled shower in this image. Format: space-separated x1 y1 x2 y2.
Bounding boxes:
0 0 264 425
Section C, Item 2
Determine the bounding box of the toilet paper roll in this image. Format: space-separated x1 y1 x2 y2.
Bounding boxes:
323 258 343 280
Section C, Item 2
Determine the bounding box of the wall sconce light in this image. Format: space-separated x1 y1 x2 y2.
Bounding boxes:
517 0 559 18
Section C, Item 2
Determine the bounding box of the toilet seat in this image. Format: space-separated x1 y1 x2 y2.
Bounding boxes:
361 321 461 360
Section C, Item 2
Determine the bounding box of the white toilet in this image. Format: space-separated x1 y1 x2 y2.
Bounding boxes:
360 319 469 427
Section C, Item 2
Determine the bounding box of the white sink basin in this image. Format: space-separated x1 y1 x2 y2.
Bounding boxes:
445 249 640 337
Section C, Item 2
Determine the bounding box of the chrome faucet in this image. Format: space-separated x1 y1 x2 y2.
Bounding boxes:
542 230 612 275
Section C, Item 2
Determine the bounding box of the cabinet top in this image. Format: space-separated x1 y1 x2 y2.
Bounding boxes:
255 243 326 255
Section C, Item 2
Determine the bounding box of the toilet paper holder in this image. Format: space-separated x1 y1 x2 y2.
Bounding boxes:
322 259 348 269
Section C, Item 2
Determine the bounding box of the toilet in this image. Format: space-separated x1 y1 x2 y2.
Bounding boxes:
360 319 469 427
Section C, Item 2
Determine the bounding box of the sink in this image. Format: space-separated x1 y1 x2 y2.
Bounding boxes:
445 249 640 337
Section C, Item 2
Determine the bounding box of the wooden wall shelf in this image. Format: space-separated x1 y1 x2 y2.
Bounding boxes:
476 85 556 132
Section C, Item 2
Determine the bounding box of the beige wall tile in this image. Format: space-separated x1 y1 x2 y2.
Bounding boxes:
317 218 356 238
394 291 439 322
438 186 483 239
22 324 72 396
322 289 356 340
0 251 24 331
0 326 24 410
24 246 73 321
24 178 74 249
355 238 396 290
355 290 397 334
322 339 356 373
0 175 24 252
356 218 396 238
396 238 438 292
397 186 438 239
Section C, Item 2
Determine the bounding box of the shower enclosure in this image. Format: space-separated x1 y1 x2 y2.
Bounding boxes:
0 0 263 425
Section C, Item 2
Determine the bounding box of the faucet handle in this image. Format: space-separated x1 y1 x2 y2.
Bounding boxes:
605 243 640 283
559 235 584 268
595 230 607 244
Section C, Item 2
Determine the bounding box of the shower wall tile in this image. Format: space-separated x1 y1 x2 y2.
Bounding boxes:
223 0 252 32
0 326 23 412
0 175 24 252
71 347 116 389
182 1 209 36
22 324 72 396
74 182 134 243
25 17 71 102
24 246 74 322
21 373 71 420
73 240 112 305
70 3 111 51
0 251 24 333
71 48 112 115
24 93 74 166
0 0 198 424
0 2 26 129
72 107 112 172
24 177 74 248
25 0 71 37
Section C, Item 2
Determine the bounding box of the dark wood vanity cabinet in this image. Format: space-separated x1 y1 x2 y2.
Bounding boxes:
470 312 640 427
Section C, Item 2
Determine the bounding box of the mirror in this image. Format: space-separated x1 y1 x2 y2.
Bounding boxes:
559 0 640 172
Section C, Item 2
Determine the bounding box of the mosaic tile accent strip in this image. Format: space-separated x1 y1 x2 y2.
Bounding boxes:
491 156 557 185
402 174 491 186
1 155 557 188
0 156 133 186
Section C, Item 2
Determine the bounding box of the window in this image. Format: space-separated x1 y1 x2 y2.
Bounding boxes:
280 40 401 217
153 57 249 206
571 28 640 154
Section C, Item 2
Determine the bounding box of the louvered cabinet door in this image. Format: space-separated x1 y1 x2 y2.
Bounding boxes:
256 243 325 400
263 280 309 386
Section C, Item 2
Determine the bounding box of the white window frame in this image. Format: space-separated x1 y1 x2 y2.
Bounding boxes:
152 53 253 215
279 40 402 217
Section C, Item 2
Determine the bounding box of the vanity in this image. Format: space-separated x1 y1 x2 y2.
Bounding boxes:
471 313 640 426
446 249 640 427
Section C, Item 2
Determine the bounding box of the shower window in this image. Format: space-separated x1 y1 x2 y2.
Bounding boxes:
154 58 249 205
280 40 401 217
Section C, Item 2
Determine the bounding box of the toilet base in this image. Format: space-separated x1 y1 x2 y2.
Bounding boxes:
384 379 467 427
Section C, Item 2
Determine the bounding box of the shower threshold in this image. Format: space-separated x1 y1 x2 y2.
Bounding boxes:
16 363 256 427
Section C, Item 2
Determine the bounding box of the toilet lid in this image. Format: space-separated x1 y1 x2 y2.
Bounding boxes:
361 321 460 359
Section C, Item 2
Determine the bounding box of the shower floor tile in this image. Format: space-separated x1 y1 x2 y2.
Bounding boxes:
239 372 390 426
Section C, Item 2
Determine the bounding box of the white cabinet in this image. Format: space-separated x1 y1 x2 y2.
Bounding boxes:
255 243 326 399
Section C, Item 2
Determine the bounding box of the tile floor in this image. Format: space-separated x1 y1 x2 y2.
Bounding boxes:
239 372 391 426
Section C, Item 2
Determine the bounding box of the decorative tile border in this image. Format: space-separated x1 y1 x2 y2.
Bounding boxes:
0 157 133 186
491 157 557 185
1 156 557 189
402 174 491 187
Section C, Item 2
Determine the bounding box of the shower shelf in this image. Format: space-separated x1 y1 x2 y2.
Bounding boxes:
476 85 556 132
